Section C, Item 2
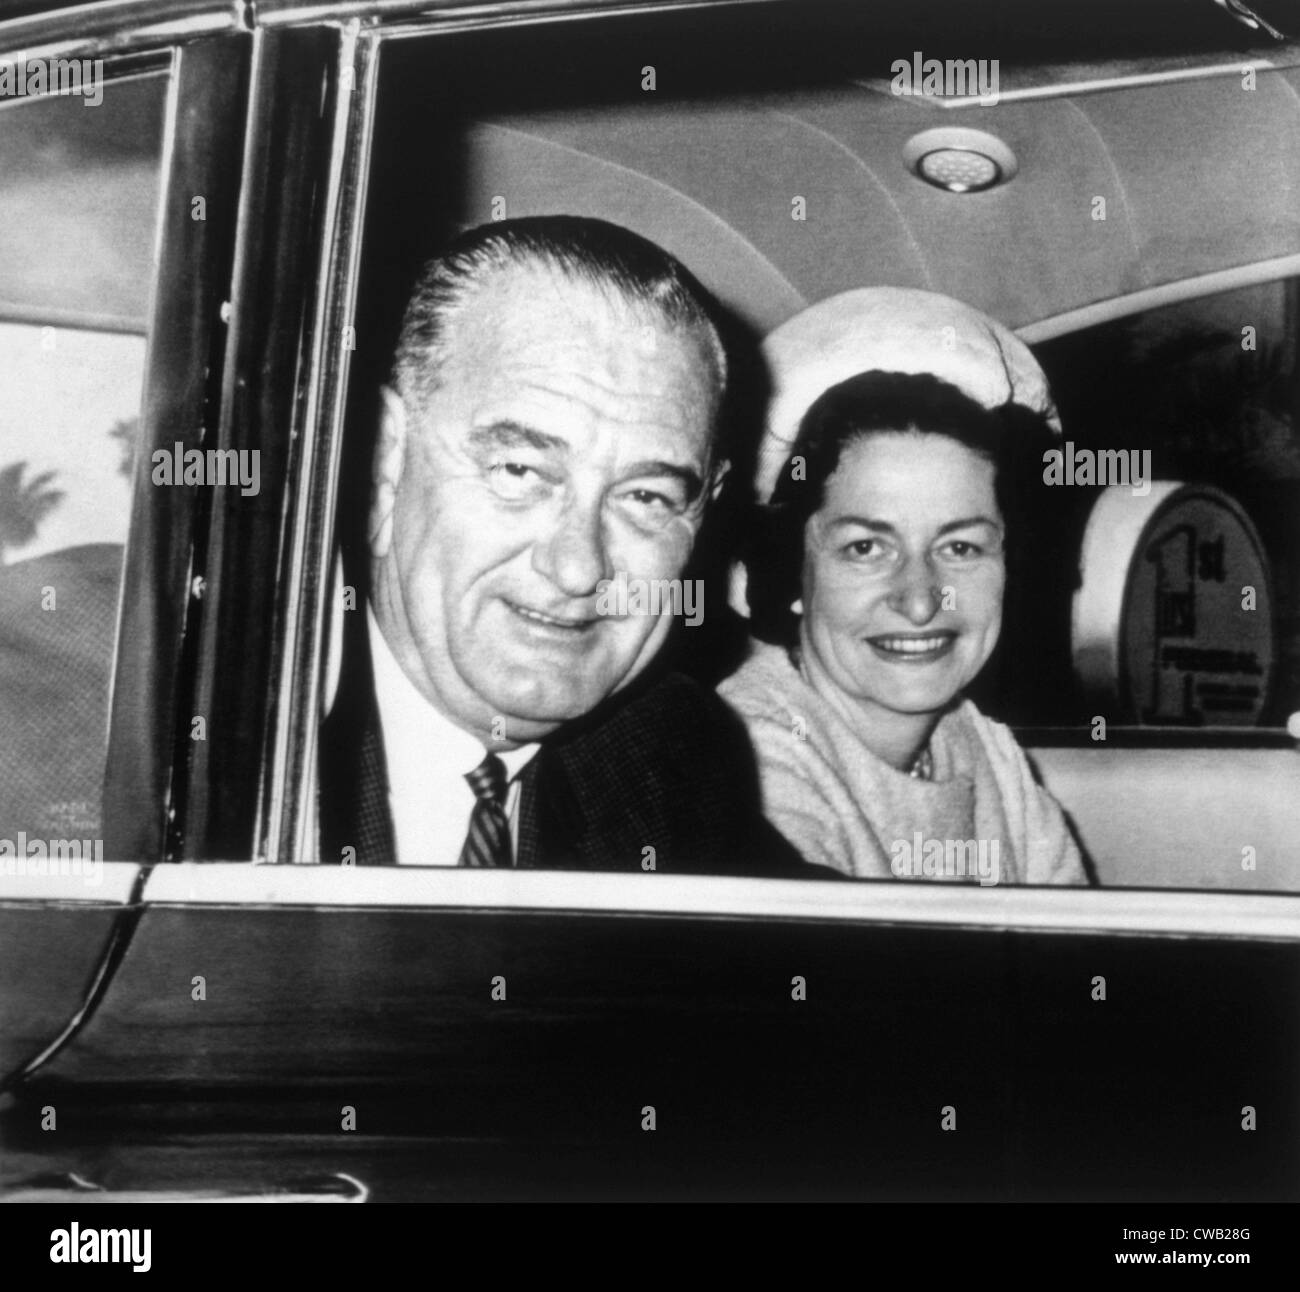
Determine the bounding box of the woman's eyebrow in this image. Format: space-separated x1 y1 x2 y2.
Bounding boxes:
935 516 1003 535
467 421 566 454
824 515 1002 535
825 516 897 535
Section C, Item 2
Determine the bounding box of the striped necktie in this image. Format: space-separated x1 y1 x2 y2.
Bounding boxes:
458 752 512 867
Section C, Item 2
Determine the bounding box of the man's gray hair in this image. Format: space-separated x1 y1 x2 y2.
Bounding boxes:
390 215 728 434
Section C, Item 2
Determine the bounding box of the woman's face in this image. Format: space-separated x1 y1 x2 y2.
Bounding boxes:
799 431 1006 723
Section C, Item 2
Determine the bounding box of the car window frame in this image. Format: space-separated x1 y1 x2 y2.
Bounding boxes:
247 4 1300 933
99 34 256 864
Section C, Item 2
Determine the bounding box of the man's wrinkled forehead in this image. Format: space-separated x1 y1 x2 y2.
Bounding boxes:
436 262 720 427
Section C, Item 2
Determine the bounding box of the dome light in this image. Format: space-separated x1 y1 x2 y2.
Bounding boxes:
902 127 1018 193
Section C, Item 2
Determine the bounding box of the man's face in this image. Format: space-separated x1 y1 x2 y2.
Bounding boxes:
371 262 720 744
800 431 1005 724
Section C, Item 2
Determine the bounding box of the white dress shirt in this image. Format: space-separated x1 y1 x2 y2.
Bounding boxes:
367 610 539 865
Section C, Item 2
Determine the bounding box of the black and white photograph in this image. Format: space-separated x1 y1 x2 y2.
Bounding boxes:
0 0 1297 1251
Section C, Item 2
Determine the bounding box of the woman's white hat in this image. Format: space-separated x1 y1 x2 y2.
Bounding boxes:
731 287 1061 616
753 286 1061 507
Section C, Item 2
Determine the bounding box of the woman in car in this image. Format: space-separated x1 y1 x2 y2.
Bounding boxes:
719 287 1088 885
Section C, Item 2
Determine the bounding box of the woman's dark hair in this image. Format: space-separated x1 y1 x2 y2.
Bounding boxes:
745 370 1065 690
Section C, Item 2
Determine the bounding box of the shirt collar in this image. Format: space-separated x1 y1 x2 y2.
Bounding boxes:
366 608 539 781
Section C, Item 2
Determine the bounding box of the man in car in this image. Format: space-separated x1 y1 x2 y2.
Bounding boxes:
320 214 812 875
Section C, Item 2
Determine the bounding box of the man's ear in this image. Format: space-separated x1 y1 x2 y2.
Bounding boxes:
709 456 731 503
369 386 408 559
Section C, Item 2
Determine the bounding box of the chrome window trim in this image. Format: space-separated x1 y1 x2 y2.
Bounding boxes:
0 0 247 61
0 0 780 59
140 863 1300 942
263 19 379 863
1016 254 1300 344
862 56 1300 109
0 862 142 905
257 0 780 32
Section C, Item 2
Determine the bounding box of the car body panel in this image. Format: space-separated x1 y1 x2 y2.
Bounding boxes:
5 867 1299 1199
0 864 140 1084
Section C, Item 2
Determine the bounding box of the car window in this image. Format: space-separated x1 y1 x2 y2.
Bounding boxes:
301 17 1300 892
1027 280 1299 731
0 74 167 851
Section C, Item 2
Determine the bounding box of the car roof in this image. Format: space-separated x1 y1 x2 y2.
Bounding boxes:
0 0 1293 48
4 0 1297 336
451 67 1300 336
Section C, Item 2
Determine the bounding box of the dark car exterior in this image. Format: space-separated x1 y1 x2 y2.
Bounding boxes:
1 0 1298 1204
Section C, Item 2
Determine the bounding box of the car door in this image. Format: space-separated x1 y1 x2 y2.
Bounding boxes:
0 4 369 1192
6 862 1297 1200
0 22 248 1091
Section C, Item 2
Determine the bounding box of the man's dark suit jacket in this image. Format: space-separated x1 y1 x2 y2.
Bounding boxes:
319 607 820 877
